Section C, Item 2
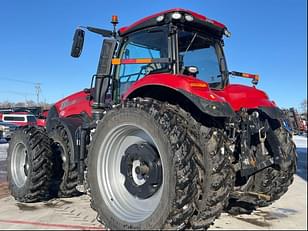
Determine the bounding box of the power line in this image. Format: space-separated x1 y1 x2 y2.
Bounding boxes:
1 77 39 85
0 90 35 96
1 77 42 104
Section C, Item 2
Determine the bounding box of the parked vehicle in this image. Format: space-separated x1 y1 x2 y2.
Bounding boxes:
36 109 49 127
0 121 19 140
1 113 37 126
7 9 296 230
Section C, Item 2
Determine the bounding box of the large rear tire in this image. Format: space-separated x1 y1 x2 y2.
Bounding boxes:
191 126 235 229
226 123 297 215
7 126 53 202
88 98 198 229
50 124 80 197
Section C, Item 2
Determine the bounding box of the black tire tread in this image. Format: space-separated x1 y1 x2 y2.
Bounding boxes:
50 124 80 197
8 126 53 202
90 98 199 229
189 122 235 229
226 125 297 215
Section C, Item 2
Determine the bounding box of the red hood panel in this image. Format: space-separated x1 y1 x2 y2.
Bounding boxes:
54 90 92 118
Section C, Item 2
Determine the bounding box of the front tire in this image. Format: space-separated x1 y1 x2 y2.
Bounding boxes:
88 98 198 229
7 126 53 202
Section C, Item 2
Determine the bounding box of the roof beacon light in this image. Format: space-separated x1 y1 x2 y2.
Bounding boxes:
171 12 182 20
111 15 119 25
156 15 164 22
111 15 119 37
184 14 194 22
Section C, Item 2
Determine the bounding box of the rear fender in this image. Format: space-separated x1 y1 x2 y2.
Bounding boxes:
123 74 235 118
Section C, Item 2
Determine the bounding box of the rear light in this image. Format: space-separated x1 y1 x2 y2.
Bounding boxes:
184 14 194 22
156 15 164 22
171 12 182 20
188 66 198 74
224 28 231 37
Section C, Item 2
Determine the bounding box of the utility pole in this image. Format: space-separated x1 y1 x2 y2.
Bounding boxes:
35 83 41 105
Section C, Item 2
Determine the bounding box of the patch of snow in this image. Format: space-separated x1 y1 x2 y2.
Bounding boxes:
293 135 307 149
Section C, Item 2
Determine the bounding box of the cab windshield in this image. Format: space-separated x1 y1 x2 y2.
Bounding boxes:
178 30 224 88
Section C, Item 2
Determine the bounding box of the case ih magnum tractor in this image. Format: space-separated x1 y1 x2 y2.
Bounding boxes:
8 9 296 229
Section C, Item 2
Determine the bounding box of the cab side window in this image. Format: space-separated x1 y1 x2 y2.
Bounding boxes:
117 28 169 96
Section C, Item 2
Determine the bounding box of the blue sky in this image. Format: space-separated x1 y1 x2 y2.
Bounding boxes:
0 0 307 110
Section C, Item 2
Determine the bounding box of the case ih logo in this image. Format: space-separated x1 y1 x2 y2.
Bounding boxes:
60 99 76 111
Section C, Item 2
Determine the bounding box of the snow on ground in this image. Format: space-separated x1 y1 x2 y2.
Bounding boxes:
293 135 307 181
293 135 307 148
0 142 9 161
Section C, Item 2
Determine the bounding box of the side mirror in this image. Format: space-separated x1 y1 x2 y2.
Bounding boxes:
71 29 85 58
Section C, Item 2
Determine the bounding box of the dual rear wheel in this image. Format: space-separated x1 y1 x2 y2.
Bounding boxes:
7 100 296 230
88 98 234 229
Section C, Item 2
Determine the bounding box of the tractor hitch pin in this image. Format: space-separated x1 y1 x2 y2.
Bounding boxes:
259 127 267 155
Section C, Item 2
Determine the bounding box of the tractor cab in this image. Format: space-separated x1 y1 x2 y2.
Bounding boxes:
114 9 231 96
71 9 231 111
71 9 263 120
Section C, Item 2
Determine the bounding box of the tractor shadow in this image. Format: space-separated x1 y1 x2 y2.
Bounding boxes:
233 207 298 227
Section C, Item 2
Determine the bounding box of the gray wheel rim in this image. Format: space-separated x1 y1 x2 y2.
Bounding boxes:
97 123 164 223
11 142 29 187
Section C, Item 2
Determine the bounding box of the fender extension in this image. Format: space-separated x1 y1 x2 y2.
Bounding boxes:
179 90 236 118
46 107 83 165
259 106 284 120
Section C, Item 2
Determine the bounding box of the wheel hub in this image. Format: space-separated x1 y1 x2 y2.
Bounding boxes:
120 143 162 199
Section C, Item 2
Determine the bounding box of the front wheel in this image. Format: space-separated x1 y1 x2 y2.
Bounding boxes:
88 99 199 229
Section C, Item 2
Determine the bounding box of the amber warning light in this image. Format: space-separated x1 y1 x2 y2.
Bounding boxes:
111 15 119 25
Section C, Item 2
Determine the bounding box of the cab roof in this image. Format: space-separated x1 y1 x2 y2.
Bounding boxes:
119 8 228 38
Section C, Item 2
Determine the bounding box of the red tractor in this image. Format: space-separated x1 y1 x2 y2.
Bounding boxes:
7 9 297 229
